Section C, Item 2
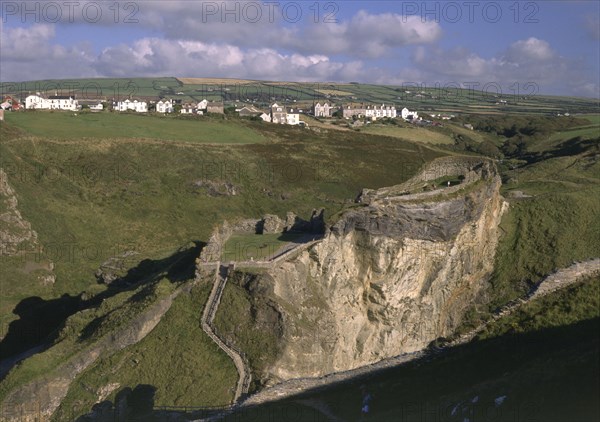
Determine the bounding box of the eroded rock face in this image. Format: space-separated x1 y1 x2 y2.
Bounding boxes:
0 168 39 256
261 214 285 234
0 168 55 286
252 160 507 382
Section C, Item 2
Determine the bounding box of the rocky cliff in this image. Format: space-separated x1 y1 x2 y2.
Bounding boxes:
243 158 507 382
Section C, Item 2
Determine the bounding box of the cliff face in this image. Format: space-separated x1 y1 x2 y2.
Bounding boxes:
254 159 507 381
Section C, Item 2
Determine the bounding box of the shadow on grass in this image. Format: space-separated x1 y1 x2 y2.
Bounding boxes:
68 384 228 422
0 242 204 373
70 384 158 422
221 318 599 422
522 136 599 164
44 318 600 421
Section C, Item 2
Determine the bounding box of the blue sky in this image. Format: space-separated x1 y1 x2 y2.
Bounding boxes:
1 1 599 97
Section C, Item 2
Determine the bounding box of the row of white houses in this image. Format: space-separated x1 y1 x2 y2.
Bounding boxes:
22 94 419 123
236 103 302 125
235 102 420 126
25 94 79 111
23 94 224 115
115 99 148 112
316 102 419 121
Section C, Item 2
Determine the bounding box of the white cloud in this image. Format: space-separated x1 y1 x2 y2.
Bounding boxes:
282 11 442 58
0 25 371 83
584 13 600 41
14 3 440 60
0 24 97 80
406 37 599 98
504 37 555 62
0 23 597 98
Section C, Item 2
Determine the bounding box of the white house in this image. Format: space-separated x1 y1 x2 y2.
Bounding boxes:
197 99 208 111
286 108 300 125
25 94 79 111
365 104 397 120
156 99 173 113
89 103 103 111
271 103 287 124
401 107 419 121
25 95 43 109
179 103 198 114
313 102 334 117
116 99 148 113
269 103 304 125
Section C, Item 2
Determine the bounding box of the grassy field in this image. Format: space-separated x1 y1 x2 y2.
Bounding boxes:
222 232 307 262
213 271 282 391
360 124 455 145
479 276 600 339
460 149 600 325
3 111 265 144
0 278 176 404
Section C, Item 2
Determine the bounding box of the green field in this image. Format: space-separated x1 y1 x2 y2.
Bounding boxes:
3 111 264 144
2 77 599 115
222 232 307 262
360 124 455 144
53 282 238 420
0 89 598 420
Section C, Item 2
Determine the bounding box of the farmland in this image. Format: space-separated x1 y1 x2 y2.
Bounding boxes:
3 112 264 144
2 77 598 116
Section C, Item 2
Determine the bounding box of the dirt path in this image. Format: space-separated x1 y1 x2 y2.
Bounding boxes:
200 263 251 403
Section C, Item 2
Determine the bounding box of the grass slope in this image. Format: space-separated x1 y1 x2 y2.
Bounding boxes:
3 112 264 144
53 282 238 421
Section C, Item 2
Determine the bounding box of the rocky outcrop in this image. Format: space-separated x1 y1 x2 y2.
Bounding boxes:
193 180 239 197
240 158 507 382
0 168 39 256
241 258 600 407
261 215 285 234
199 222 234 263
0 168 55 286
95 250 140 285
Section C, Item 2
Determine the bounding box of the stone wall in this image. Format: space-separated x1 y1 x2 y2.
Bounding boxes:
357 157 493 204
197 210 326 265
